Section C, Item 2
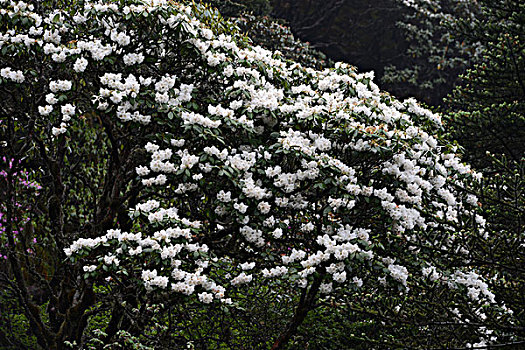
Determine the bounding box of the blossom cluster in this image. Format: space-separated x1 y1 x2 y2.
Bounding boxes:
0 0 499 317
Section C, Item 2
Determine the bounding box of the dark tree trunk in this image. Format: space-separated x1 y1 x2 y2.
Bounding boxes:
271 276 323 350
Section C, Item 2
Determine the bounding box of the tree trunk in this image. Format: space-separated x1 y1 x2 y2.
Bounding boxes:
271 276 322 350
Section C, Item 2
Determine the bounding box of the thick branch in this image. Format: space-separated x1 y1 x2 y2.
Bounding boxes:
271 275 323 350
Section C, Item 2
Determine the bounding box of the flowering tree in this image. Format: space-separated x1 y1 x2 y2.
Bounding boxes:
232 14 331 70
195 0 331 70
0 0 517 348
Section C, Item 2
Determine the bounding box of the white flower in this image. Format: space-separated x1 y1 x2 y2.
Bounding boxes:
110 91 124 104
11 70 25 83
110 30 131 46
103 255 119 266
240 262 255 270
46 93 58 105
145 142 159 153
181 111 221 128
61 104 76 117
217 190 231 202
135 200 160 213
257 201 271 214
388 264 409 286
51 122 68 136
333 271 347 283
171 139 185 147
272 228 283 239
234 202 248 214
1 67 25 83
198 292 213 304
83 265 97 273
231 272 253 285
123 52 144 66
179 153 199 170
352 276 363 287
52 51 67 63
0 67 11 79
38 105 53 116
422 266 440 281
49 80 72 93
73 57 88 72
136 166 150 176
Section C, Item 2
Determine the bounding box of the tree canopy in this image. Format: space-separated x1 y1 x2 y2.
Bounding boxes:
0 0 523 348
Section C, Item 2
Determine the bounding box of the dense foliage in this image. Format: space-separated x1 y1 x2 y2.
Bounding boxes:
445 0 525 340
381 0 483 105
446 0 524 167
0 0 523 349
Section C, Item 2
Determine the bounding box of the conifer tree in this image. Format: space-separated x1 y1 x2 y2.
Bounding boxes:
446 0 525 167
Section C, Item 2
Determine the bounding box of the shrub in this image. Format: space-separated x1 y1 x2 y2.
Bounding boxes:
0 0 517 348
